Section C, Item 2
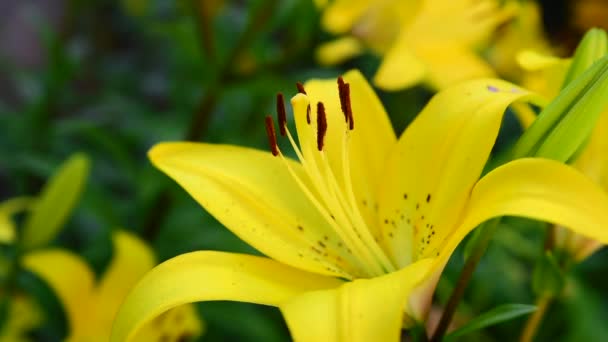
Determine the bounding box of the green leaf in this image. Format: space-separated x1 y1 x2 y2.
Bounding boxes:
561 28 608 87
445 304 537 340
21 153 90 250
510 55 608 162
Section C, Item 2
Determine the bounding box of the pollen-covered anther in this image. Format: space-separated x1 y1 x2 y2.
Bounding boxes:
264 115 280 156
316 102 328 151
296 82 307 94
337 76 354 130
276 93 287 136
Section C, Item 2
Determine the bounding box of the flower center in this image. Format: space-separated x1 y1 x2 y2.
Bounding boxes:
263 78 396 279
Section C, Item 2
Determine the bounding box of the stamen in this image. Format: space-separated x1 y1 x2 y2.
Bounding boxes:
337 77 354 130
296 82 307 94
337 77 348 123
306 104 311 124
264 115 279 156
276 93 287 136
316 102 327 151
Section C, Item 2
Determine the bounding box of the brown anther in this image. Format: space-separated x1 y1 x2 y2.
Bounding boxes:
306 104 311 124
316 102 327 151
337 77 348 122
296 82 307 94
276 93 287 136
264 115 279 156
337 76 354 130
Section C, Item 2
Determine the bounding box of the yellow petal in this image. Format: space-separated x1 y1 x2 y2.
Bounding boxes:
132 303 205 342
418 45 496 90
375 0 514 90
517 51 571 98
316 37 364 66
279 258 434 342
574 112 608 185
373 40 427 90
149 142 349 277
441 158 608 265
517 50 567 71
299 70 397 239
22 249 95 338
511 102 538 130
321 0 371 34
378 79 543 267
110 251 343 342
94 231 156 334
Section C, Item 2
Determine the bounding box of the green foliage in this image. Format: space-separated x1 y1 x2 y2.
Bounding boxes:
445 304 537 341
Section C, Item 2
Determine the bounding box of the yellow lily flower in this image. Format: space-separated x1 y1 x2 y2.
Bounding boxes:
487 1 560 81
22 231 203 342
317 0 516 90
112 70 608 341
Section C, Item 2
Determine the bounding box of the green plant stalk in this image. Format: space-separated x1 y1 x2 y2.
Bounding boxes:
430 218 501 342
519 295 552 342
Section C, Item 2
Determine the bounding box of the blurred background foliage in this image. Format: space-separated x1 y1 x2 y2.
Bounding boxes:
1 0 608 341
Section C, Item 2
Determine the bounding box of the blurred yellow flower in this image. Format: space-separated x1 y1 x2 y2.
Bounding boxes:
487 1 560 81
22 231 203 342
316 0 516 90
111 70 608 341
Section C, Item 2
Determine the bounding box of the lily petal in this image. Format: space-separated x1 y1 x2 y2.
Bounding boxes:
373 41 427 91
94 231 156 333
280 258 433 342
149 142 352 278
299 70 396 238
378 79 543 267
441 158 608 265
321 0 371 34
110 251 343 342
574 113 608 185
316 37 364 66
418 45 496 90
22 249 95 338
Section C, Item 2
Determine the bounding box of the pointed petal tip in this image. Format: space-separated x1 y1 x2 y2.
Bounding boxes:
147 142 191 167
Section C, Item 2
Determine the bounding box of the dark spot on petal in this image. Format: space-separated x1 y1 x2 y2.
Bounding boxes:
403 193 408 200
297 225 304 231
426 194 431 202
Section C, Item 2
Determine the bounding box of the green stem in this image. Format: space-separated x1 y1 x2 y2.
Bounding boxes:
430 218 502 342
519 296 552 342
